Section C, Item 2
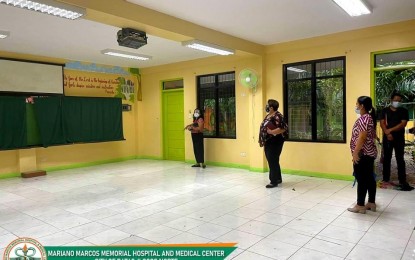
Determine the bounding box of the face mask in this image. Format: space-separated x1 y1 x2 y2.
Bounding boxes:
391 101 401 108
355 107 361 114
194 113 200 118
265 105 270 113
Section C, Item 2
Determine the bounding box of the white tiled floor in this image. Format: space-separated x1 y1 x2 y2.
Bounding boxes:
0 159 414 259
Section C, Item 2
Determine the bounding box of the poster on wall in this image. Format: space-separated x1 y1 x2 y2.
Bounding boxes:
63 62 141 102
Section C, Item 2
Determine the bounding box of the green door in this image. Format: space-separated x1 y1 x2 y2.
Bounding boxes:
162 89 184 161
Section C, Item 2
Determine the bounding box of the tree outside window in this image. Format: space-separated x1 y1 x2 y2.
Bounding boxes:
283 57 346 143
373 49 415 182
197 72 236 138
374 49 415 113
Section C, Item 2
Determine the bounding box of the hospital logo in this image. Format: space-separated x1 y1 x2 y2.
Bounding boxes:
3 237 47 260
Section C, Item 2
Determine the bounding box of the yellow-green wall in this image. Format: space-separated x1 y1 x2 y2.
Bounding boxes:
1 19 415 178
265 19 415 175
0 53 138 177
139 19 415 176
0 150 19 177
139 54 267 170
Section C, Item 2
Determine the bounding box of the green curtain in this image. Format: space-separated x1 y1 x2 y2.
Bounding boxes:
63 97 124 143
26 103 42 146
0 96 27 150
0 96 124 149
33 97 66 147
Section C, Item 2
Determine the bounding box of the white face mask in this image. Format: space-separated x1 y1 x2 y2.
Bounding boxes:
194 113 200 118
355 107 361 114
391 101 401 108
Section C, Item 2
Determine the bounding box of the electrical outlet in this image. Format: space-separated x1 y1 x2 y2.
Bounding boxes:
240 152 246 157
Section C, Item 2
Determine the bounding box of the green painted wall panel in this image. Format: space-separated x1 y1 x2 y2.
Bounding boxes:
162 89 184 161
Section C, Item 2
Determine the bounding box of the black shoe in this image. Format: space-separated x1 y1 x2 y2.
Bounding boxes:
191 164 201 167
201 164 206 168
266 183 278 188
399 183 414 191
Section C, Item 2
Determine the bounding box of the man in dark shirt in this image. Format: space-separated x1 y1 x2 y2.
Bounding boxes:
380 93 414 191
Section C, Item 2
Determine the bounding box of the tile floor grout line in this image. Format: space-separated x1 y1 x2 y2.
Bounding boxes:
0 160 413 259
343 188 402 259
400 230 414 260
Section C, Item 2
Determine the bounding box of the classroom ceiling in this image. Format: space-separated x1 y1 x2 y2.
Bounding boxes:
127 0 415 45
1 0 415 68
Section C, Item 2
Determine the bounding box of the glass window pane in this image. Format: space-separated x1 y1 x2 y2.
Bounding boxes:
287 80 312 140
316 60 344 77
203 99 216 136
163 79 183 90
286 64 312 80
218 73 235 83
375 50 415 67
316 78 344 141
197 72 236 138
218 86 236 137
284 57 345 143
200 88 216 136
199 75 215 88
375 67 415 112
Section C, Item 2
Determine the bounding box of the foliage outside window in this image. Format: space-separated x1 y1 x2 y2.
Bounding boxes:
374 49 415 113
283 57 346 142
373 49 415 179
197 72 236 138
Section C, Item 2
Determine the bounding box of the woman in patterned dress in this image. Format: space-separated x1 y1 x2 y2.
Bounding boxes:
259 99 288 188
348 96 378 214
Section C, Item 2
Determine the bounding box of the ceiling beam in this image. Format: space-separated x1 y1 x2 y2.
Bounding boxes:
59 0 265 56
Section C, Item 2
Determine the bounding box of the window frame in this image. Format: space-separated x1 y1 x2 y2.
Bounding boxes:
283 56 346 143
371 47 415 108
197 71 236 139
162 78 184 90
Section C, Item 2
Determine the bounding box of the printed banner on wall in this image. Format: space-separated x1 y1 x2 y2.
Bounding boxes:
64 69 137 102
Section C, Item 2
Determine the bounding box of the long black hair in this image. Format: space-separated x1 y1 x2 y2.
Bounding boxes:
357 96 377 128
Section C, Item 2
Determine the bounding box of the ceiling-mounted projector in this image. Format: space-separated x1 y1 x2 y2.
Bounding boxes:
117 28 148 49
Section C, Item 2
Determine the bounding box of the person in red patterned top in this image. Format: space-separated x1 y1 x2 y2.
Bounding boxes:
259 99 288 188
348 96 378 214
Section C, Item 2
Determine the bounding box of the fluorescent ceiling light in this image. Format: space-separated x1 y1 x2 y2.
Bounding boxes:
332 0 371 17
287 67 307 73
0 30 10 39
0 0 85 20
101 49 152 61
182 40 234 56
